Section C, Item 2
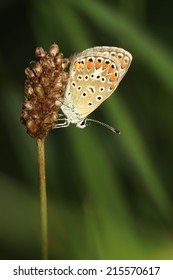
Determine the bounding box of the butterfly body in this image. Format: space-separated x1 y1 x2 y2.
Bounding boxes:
60 46 132 129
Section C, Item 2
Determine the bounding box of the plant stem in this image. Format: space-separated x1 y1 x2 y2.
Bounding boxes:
37 138 48 259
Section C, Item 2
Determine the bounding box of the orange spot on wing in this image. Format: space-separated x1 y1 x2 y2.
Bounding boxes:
95 61 102 69
86 61 94 69
121 61 127 69
108 65 114 74
117 54 123 63
109 74 117 82
102 62 109 69
109 83 116 91
73 62 78 71
73 62 84 71
80 64 85 69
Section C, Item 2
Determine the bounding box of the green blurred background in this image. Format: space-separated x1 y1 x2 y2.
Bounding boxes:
0 0 173 260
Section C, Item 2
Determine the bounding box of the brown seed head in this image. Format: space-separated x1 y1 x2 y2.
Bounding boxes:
20 44 69 139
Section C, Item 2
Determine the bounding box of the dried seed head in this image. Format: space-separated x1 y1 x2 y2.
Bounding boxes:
35 46 46 58
49 43 59 56
21 44 69 139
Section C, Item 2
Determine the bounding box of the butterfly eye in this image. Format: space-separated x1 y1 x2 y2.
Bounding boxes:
78 119 87 128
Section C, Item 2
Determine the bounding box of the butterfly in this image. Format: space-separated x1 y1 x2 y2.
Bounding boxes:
59 46 132 133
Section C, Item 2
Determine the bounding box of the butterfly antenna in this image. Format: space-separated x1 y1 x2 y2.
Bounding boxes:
86 118 120 134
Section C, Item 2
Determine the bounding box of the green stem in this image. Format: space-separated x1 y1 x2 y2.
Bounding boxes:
37 138 48 259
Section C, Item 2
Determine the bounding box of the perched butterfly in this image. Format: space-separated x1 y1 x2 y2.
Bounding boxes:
59 46 132 133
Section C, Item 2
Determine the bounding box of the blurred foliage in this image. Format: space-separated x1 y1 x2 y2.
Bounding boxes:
0 0 173 259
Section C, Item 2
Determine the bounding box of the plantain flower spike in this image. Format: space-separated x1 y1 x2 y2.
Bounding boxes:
21 44 69 139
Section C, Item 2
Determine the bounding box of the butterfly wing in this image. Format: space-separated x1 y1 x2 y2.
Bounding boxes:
63 47 132 120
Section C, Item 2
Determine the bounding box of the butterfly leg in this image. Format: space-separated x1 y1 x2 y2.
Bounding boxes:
54 118 70 129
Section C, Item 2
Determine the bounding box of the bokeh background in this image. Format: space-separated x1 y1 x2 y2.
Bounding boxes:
0 0 173 260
